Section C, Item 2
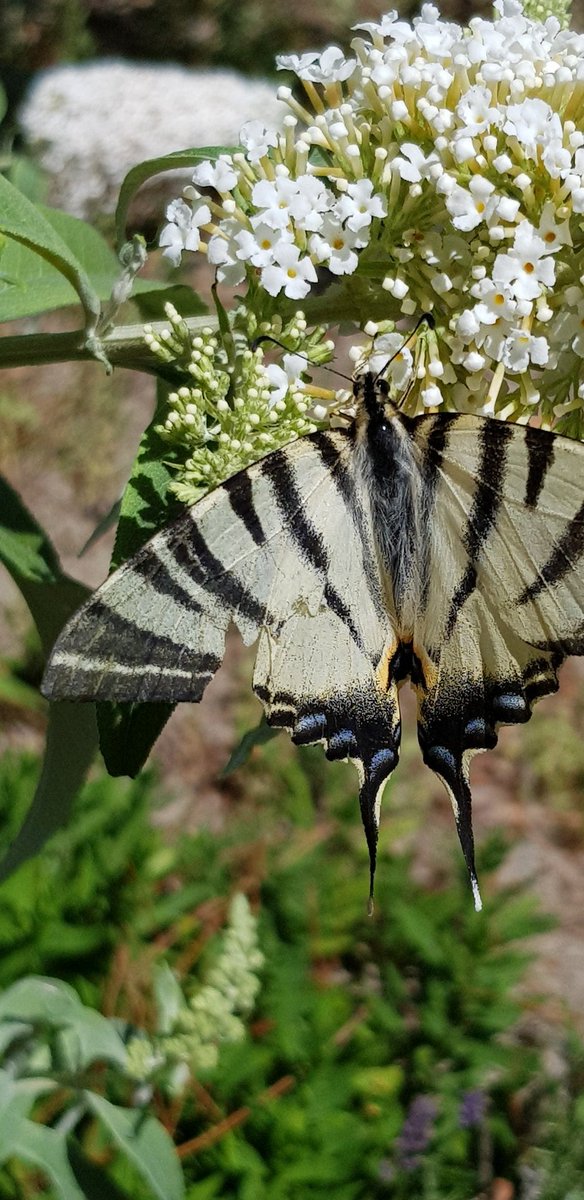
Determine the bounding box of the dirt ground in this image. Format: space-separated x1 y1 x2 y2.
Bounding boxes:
2 340 584 1032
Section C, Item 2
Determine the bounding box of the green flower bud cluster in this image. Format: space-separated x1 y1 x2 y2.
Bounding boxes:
146 304 332 504
125 894 263 1090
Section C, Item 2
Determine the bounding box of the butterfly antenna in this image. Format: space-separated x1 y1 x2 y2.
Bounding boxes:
373 312 435 385
251 335 352 383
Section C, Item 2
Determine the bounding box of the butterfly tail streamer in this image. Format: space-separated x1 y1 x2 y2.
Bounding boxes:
357 746 400 915
419 735 482 912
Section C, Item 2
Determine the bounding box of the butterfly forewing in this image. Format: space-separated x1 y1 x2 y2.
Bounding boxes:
43 427 403 896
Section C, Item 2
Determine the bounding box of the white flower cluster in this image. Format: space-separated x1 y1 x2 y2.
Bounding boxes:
19 62 283 220
160 0 584 426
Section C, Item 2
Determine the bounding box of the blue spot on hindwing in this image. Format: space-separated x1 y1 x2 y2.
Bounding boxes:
424 744 457 781
493 692 529 721
368 746 397 782
293 711 326 744
326 728 358 760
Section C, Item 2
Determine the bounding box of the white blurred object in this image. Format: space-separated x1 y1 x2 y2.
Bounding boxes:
19 61 284 220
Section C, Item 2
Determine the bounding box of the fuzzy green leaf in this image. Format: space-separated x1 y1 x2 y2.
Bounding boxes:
0 477 97 875
0 176 100 328
11 1122 85 1200
85 1093 184 1200
0 203 172 322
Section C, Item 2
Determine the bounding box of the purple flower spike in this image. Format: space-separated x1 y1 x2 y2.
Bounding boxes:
395 1095 438 1172
459 1088 486 1129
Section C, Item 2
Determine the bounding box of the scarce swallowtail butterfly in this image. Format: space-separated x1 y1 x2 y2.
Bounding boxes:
42 365 584 913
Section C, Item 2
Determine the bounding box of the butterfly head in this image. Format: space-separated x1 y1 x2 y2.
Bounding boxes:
353 372 400 437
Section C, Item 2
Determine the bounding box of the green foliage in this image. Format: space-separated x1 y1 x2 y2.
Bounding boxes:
0 752 159 994
0 738 568 1200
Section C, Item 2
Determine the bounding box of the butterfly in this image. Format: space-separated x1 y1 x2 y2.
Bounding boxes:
41 368 584 911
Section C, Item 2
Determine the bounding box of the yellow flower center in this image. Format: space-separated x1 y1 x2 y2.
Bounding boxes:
523 262 535 274
287 268 297 279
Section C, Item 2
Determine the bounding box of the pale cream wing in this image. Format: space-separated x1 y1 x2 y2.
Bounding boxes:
408 414 584 907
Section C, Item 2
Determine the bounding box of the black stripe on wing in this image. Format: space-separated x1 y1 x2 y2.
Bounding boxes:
261 447 366 654
223 470 267 546
42 600 222 701
132 546 204 612
169 519 266 626
523 425 555 509
518 497 584 604
446 419 513 635
416 412 459 611
312 430 388 624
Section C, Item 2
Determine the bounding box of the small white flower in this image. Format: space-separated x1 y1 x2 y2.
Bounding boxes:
251 176 299 229
265 353 307 406
309 214 364 275
421 383 443 407
537 201 572 252
239 120 279 162
235 223 293 267
500 328 549 372
289 175 336 231
503 99 562 159
260 243 318 298
159 197 211 266
445 177 496 232
207 220 246 286
391 143 435 183
334 178 387 231
541 139 572 179
368 333 413 389
471 278 518 325
277 46 356 83
492 221 556 301
192 155 237 192
455 85 502 136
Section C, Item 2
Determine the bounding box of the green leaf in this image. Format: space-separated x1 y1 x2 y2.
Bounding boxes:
0 1071 50 1154
0 477 98 876
0 701 98 880
97 380 182 776
0 473 88 654
115 145 239 248
0 175 100 329
0 979 126 1067
131 283 208 321
67 1140 133 1200
222 716 280 776
0 203 169 323
0 975 83 1024
12 1122 85 1200
153 963 184 1035
85 1093 184 1200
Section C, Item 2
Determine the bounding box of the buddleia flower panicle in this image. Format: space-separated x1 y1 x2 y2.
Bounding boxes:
125 894 263 1090
160 0 584 434
145 304 335 503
